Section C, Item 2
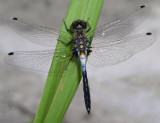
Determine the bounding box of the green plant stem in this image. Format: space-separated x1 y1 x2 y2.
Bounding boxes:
34 0 104 122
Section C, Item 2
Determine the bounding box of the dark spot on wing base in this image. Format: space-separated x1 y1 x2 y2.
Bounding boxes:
8 52 14 55
146 32 152 35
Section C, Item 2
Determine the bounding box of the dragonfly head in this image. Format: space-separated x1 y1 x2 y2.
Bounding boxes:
71 20 87 31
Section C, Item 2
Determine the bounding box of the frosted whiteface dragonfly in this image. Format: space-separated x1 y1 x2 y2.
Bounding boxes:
4 5 156 114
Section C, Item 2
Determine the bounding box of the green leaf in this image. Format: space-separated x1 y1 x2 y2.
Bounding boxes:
34 0 104 122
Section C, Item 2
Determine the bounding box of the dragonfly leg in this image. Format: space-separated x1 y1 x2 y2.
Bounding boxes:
58 39 74 46
66 39 74 45
63 19 73 34
86 19 91 33
88 36 93 45
64 54 74 70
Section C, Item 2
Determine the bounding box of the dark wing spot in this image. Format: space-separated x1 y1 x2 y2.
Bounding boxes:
146 32 152 35
140 5 146 8
8 52 14 55
12 17 18 21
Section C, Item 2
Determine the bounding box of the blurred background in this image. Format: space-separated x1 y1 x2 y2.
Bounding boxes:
0 0 160 123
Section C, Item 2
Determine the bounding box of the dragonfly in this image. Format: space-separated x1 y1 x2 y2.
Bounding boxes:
4 5 156 114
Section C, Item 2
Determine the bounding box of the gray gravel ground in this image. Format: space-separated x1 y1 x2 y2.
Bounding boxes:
0 0 160 123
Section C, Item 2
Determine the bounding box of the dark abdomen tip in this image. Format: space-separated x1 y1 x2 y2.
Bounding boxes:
87 108 91 114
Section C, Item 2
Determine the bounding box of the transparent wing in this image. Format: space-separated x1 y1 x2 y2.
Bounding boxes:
8 17 72 47
92 5 151 44
88 32 156 67
4 49 71 72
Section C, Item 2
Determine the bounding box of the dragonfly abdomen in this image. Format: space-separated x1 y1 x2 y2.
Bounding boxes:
79 54 91 114
82 70 91 114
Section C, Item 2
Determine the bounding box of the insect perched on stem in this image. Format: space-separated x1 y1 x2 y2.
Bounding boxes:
4 5 156 114
63 19 92 114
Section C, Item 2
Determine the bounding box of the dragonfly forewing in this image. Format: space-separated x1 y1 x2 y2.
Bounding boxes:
92 5 151 44
8 17 72 47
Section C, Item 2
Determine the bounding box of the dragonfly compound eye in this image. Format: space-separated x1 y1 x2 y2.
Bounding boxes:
72 20 87 30
80 21 87 29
